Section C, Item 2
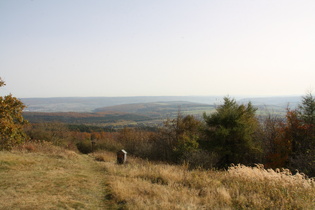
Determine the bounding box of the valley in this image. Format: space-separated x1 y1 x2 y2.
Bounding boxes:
22 96 299 128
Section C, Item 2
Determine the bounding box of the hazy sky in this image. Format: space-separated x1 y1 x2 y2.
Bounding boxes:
1 0 314 98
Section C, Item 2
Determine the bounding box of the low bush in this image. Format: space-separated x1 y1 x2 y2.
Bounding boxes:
76 140 93 154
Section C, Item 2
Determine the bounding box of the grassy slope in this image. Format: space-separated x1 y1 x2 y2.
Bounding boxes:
1 144 315 209
0 143 113 210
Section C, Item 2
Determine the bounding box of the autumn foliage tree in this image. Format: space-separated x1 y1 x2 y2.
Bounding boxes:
289 93 315 176
0 78 28 150
170 113 202 161
266 92 315 176
151 112 202 162
262 112 293 169
117 127 153 158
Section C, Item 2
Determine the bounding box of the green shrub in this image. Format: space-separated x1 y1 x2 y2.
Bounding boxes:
76 140 93 154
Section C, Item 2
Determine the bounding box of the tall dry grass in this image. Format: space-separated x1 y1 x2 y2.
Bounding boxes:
2 142 315 209
98 151 315 209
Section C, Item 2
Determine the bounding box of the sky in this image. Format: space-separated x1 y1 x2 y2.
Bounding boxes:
0 0 314 98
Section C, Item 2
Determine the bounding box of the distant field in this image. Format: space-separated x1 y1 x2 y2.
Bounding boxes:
94 101 215 117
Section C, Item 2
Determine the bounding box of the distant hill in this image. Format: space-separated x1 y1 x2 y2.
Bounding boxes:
21 96 302 113
238 96 301 108
21 96 221 112
22 101 215 127
21 96 303 127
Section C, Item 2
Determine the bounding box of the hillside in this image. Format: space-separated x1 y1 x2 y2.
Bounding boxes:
0 142 114 209
1 142 314 209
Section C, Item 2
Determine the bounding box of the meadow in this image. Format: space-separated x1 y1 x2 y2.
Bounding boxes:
1 141 314 209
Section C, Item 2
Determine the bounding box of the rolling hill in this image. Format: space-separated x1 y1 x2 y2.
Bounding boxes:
22 101 215 127
21 96 301 113
21 96 302 128
21 96 221 112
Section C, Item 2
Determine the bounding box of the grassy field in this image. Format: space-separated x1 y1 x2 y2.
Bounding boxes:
1 143 315 209
0 142 114 210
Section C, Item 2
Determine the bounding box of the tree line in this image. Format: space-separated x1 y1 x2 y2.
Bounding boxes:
1 77 315 176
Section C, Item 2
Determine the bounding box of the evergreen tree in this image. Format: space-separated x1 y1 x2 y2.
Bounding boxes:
298 92 315 125
203 97 260 168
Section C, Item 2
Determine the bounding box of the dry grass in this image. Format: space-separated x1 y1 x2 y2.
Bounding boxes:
0 142 111 210
100 153 315 210
2 144 315 209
